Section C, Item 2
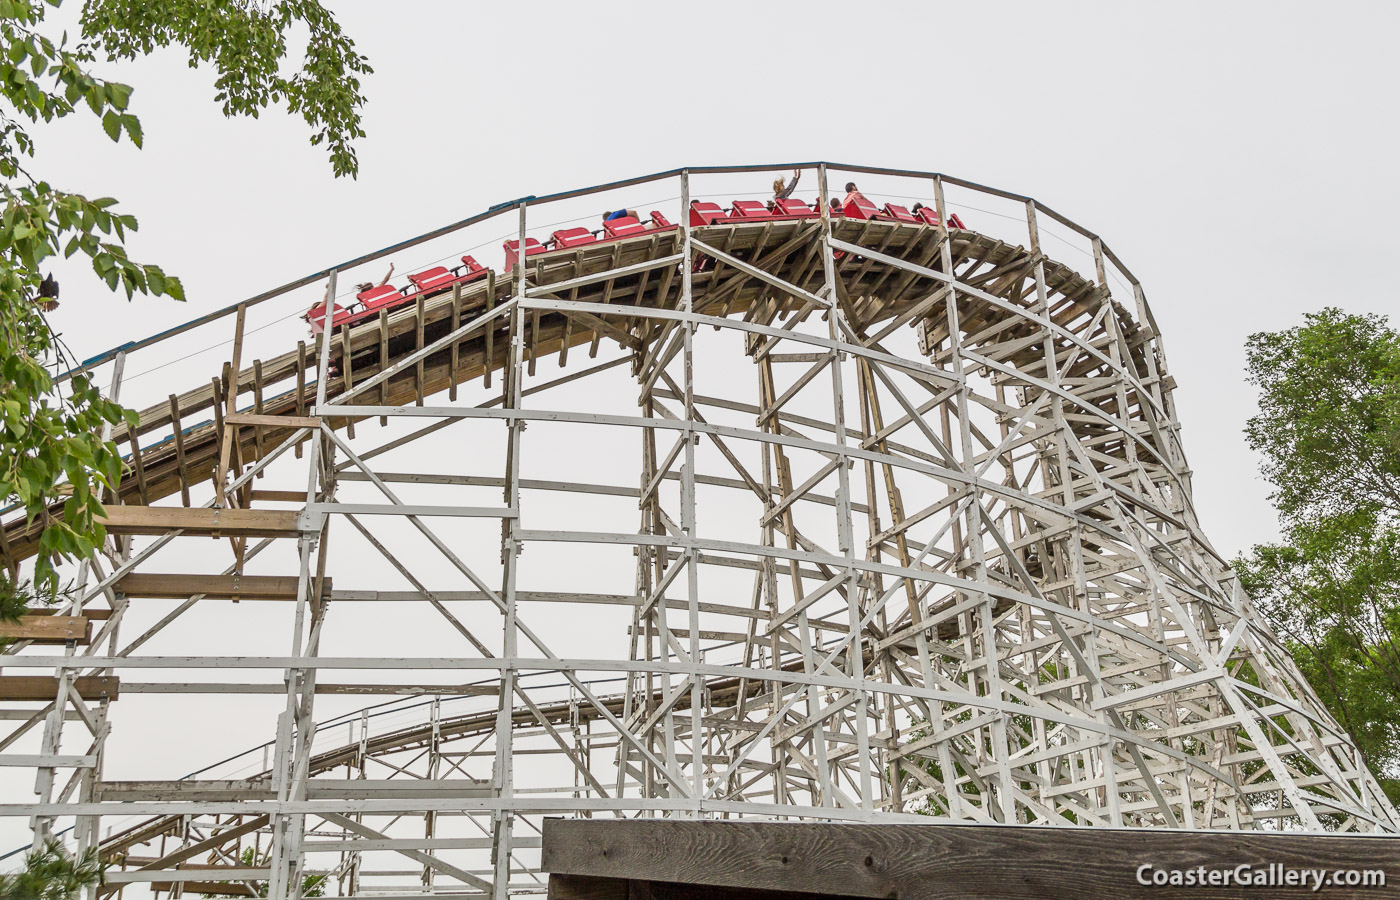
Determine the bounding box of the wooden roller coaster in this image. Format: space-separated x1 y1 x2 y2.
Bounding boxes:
1 164 1391 900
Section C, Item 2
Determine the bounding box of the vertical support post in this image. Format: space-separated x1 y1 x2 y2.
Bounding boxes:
269 272 336 899
678 170 706 806
817 164 873 815
1026 200 1125 826
936 176 1016 823
1017 199 1055 815
490 205 527 900
784 165 833 809
216 303 247 509
423 698 441 890
630 192 679 805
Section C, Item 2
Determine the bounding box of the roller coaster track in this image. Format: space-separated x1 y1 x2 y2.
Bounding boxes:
5 218 1128 559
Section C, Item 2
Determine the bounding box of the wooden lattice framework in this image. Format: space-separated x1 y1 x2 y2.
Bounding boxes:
1 164 1394 900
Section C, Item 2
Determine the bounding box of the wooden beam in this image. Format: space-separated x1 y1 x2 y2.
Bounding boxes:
148 881 255 896
96 506 302 538
215 304 246 506
448 283 461 400
116 573 329 601
484 270 495 388
340 323 356 439
31 607 112 620
295 340 308 419
542 820 1400 900
548 875 850 900
548 875 628 900
117 860 266 870
0 676 119 701
415 293 426 404
209 375 226 494
0 615 91 644
251 358 267 466
126 432 150 504
249 489 309 503
223 413 322 430
96 778 490 802
379 307 391 420
91 778 265 801
167 394 191 506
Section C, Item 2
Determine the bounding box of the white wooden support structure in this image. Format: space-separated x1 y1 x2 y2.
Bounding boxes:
0 164 1394 899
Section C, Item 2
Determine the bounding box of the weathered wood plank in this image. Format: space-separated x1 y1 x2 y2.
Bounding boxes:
415 293 427 405
549 875 854 900
95 777 488 801
0 676 119 701
224 413 321 430
126 431 150 504
167 393 192 506
340 324 356 439
116 573 327 601
542 820 1400 900
549 874 629 900
0 615 91 644
249 489 308 503
97 506 302 538
148 881 255 896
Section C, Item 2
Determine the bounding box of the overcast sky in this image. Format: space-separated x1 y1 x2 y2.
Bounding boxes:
34 0 1397 560
8 0 1399 857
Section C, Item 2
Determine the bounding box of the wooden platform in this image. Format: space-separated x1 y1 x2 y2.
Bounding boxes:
542 819 1400 900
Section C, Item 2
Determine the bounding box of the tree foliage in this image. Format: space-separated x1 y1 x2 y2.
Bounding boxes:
201 847 325 899
0 0 368 594
1235 307 1400 803
0 839 102 900
0 575 68 650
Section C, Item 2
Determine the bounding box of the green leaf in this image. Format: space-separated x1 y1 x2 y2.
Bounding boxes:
122 113 141 148
106 80 131 110
101 109 120 142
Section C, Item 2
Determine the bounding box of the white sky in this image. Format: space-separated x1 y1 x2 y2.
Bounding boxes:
9 0 1400 853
